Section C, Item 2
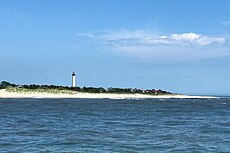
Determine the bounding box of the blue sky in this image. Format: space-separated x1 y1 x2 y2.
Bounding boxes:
1 0 230 95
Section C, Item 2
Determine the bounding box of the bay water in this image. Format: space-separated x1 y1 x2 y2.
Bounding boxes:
0 98 230 152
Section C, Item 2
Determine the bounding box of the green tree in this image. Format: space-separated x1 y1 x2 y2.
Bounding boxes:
1 81 11 87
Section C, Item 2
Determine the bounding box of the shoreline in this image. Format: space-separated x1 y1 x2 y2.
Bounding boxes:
0 89 217 99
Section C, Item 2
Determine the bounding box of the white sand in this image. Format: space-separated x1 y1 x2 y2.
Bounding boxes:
0 89 216 99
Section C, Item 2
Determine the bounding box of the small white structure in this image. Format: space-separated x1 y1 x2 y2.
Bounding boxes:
72 71 76 87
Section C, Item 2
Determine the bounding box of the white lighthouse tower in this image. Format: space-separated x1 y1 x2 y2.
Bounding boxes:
72 71 76 87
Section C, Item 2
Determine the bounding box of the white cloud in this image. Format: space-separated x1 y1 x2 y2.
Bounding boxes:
78 30 229 63
170 33 200 42
196 36 225 46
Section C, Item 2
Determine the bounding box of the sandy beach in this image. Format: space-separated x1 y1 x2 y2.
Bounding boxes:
0 89 216 99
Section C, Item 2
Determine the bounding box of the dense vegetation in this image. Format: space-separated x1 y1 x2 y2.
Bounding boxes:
0 81 171 95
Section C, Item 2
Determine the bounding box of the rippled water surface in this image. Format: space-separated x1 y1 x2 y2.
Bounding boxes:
0 98 230 152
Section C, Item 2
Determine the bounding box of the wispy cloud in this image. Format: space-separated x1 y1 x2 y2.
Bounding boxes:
78 30 229 63
18 14 25 18
221 20 230 26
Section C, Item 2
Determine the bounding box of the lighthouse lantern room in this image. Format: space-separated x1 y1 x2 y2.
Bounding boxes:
72 71 76 87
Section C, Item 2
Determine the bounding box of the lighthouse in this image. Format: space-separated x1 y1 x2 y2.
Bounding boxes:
72 71 76 87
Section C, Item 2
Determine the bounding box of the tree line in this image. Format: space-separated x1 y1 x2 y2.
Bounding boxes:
0 81 171 95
